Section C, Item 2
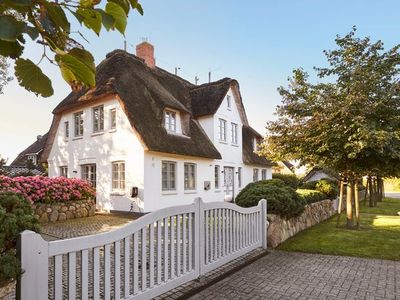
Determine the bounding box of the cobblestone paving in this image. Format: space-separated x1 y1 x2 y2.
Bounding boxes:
190 251 400 300
40 212 137 241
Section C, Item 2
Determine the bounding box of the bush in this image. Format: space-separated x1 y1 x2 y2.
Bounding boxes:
272 173 300 189
236 179 305 218
0 176 96 204
0 192 40 286
301 178 338 199
297 189 327 204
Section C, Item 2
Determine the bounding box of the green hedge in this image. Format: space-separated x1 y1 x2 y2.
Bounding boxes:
235 179 305 218
0 192 40 286
272 173 300 189
301 178 338 199
296 189 327 204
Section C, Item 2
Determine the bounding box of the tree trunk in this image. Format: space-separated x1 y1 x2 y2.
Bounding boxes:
354 180 360 229
336 179 345 227
346 180 354 228
368 176 374 207
363 178 369 206
377 176 383 202
372 177 378 206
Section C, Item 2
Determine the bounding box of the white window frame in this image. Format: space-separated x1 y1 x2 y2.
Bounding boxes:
184 163 196 190
261 169 267 180
227 95 232 110
253 168 259 182
218 118 227 142
81 164 96 188
238 167 242 188
74 111 84 137
231 122 238 145
162 161 177 191
60 166 68 178
64 121 69 138
92 105 104 133
110 108 117 130
112 161 125 191
214 165 220 189
165 110 177 132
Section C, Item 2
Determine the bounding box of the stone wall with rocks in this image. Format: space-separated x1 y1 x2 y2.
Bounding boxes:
267 199 336 248
33 199 96 223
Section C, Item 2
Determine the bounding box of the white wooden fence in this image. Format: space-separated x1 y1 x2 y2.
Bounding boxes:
17 198 267 300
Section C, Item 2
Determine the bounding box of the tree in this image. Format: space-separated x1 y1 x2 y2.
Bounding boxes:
0 0 143 97
261 28 400 228
0 56 12 94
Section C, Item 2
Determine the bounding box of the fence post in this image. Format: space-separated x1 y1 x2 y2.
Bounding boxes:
259 199 267 249
193 197 203 277
17 230 49 300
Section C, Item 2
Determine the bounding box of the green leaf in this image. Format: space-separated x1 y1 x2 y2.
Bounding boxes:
77 8 102 35
128 0 143 15
25 26 39 40
43 2 70 32
0 40 23 58
14 58 54 97
58 53 95 87
109 0 130 15
0 15 25 41
69 48 95 73
106 2 127 34
96 9 115 31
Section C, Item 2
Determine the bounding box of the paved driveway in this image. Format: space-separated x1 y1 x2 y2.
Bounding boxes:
190 251 400 300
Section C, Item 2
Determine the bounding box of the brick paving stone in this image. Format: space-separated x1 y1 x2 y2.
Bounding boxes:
190 250 400 300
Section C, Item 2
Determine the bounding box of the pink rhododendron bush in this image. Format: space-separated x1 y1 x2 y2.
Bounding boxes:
0 176 95 204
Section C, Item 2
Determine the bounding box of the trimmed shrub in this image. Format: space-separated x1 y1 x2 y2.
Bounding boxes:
0 176 95 204
301 178 338 199
0 192 40 286
236 179 305 218
297 189 327 204
272 173 300 189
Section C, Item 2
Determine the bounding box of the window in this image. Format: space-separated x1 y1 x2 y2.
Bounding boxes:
261 169 267 180
81 164 96 188
74 111 84 137
238 167 242 188
27 155 37 165
162 161 176 191
64 121 69 138
110 108 116 130
231 123 238 144
60 166 68 178
218 118 227 142
214 165 220 189
227 95 231 110
165 110 176 132
253 168 259 182
184 163 196 190
92 106 104 132
253 138 258 151
112 162 125 191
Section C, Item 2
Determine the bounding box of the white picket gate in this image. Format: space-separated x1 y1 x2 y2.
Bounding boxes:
17 198 267 300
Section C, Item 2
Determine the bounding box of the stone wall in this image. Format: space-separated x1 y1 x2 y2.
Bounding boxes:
33 199 96 223
267 199 336 248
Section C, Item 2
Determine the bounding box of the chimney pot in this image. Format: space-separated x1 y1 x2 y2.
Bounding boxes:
136 41 156 68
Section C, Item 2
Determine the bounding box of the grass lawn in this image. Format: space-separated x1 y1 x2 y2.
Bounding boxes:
278 197 400 261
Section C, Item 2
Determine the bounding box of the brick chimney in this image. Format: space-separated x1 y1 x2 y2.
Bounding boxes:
136 41 155 68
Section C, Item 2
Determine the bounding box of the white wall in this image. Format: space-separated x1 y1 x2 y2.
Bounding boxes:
47 97 145 212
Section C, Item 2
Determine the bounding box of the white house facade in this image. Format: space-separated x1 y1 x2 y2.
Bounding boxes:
43 42 273 212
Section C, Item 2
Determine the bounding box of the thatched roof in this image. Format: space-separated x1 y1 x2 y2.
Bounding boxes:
11 133 48 169
242 126 273 166
44 50 270 164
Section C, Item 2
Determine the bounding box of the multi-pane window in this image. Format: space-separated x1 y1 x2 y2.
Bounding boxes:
165 110 176 132
92 106 104 132
218 118 227 141
81 164 96 188
253 168 259 182
162 161 176 191
214 165 220 189
74 111 84 137
227 95 232 109
64 121 69 138
261 169 267 180
110 108 116 130
60 166 68 178
184 163 196 190
27 155 37 165
112 162 125 191
238 167 242 188
231 123 238 144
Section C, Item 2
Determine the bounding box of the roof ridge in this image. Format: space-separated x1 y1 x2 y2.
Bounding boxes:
190 77 233 91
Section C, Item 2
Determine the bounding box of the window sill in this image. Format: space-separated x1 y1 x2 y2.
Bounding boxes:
72 136 83 141
109 128 117 133
215 189 221 193
110 192 125 196
91 131 104 137
219 140 228 144
166 131 190 139
231 143 239 147
184 190 197 194
162 190 178 195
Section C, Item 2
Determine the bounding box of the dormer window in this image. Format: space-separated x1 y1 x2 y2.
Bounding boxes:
27 154 37 165
227 95 232 110
165 110 177 132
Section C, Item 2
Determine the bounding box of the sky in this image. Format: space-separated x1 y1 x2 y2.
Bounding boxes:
1 0 400 162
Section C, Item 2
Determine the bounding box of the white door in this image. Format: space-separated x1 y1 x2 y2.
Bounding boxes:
224 167 235 202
